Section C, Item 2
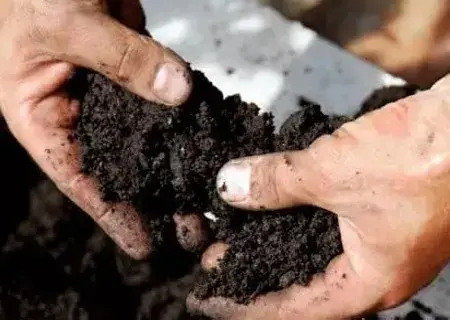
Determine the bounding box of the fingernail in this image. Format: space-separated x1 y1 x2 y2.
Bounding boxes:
216 161 251 203
153 63 191 105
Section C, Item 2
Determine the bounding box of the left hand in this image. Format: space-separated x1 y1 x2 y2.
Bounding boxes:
0 0 193 259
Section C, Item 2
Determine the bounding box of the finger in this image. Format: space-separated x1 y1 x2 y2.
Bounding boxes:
53 14 192 106
216 136 339 211
201 242 230 270
6 65 150 259
188 254 385 320
173 213 210 253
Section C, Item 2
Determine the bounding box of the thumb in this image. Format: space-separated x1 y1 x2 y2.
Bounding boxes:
216 136 339 211
55 13 192 106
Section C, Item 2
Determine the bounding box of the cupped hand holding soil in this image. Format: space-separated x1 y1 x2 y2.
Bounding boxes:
189 75 450 319
0 0 193 259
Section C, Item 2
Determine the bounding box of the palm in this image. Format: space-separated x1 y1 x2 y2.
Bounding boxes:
188 219 387 320
189 83 450 319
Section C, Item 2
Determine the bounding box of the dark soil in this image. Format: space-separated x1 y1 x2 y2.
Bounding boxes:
192 100 345 303
0 69 420 319
75 70 274 251
75 68 417 305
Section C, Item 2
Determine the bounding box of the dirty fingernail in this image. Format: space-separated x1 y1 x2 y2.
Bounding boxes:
216 161 251 203
153 62 192 105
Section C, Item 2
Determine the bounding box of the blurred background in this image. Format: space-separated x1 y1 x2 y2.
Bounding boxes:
260 0 450 88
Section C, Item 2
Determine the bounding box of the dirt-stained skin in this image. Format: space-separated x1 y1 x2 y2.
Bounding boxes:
0 0 194 259
190 76 450 319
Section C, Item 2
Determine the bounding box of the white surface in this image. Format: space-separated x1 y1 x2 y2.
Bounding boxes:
144 0 404 129
142 0 450 318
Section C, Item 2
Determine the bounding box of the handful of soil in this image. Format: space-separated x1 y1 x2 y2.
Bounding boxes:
75 68 419 304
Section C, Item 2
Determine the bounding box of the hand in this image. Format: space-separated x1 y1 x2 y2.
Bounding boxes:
188 75 450 319
345 0 450 87
0 0 193 259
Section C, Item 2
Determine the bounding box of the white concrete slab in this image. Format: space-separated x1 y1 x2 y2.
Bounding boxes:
142 0 450 318
143 0 404 128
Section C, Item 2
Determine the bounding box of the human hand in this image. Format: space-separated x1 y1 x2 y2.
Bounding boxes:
0 0 193 259
188 75 450 319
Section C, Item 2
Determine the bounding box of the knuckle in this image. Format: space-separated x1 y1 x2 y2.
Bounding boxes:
115 36 147 84
96 205 117 223
62 172 88 195
279 152 310 202
307 136 339 194
59 172 111 219
314 163 336 197
251 157 277 205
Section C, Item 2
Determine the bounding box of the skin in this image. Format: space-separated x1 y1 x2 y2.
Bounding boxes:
0 0 197 260
188 75 450 319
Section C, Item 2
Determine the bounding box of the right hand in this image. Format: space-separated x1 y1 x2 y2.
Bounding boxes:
188 75 450 319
